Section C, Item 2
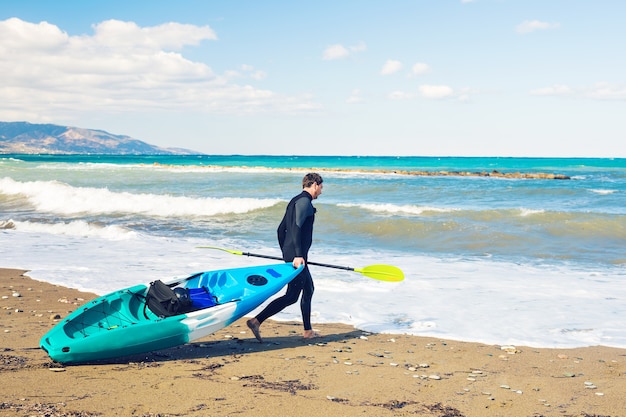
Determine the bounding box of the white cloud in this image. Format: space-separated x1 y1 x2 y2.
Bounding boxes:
530 85 573 96
224 65 267 81
586 82 626 100
0 18 68 49
381 59 403 75
388 91 415 100
323 44 350 60
350 41 367 53
346 89 364 103
91 19 218 50
386 85 470 101
322 42 366 60
516 20 561 34
411 62 431 76
0 18 319 122
418 84 454 99
530 83 626 100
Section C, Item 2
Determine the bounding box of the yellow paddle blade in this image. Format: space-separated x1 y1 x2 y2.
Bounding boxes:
354 264 404 282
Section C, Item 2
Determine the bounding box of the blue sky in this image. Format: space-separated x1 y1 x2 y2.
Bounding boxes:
1 0 624 157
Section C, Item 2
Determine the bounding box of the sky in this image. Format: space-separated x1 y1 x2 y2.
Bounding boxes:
1 0 625 157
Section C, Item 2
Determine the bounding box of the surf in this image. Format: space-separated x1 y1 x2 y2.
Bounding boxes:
0 177 282 217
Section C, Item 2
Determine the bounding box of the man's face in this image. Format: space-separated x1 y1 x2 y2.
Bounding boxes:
311 182 323 199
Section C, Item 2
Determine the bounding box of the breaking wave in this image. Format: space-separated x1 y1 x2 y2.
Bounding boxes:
0 177 281 217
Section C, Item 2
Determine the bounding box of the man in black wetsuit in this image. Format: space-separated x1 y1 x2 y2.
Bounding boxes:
247 172 324 342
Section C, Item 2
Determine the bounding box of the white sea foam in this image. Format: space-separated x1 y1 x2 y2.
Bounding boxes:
519 208 545 216
338 202 453 215
36 162 127 171
0 177 281 217
75 162 410 178
7 219 136 240
36 162 289 174
590 189 617 195
0 157 25 163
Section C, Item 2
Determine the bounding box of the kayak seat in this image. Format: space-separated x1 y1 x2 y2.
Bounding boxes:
188 287 218 310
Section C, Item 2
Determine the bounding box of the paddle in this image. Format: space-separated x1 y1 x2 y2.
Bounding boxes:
197 246 404 282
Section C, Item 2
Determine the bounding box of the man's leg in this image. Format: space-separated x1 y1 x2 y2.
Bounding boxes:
299 268 320 339
247 272 305 342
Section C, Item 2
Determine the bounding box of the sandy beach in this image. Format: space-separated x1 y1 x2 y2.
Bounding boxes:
1 268 625 417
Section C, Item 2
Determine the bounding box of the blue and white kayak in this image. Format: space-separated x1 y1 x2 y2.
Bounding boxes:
40 263 301 364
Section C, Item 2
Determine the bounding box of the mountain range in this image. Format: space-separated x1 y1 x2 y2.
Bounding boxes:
0 121 200 155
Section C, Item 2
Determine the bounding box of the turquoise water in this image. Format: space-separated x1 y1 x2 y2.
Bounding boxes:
10 153 626 172
2 155 625 348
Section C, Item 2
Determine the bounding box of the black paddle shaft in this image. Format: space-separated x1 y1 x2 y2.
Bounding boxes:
242 251 354 272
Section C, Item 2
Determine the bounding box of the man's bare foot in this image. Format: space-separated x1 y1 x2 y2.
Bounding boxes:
246 318 263 343
303 329 321 339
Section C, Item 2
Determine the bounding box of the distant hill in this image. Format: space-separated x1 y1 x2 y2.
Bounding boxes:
0 121 200 155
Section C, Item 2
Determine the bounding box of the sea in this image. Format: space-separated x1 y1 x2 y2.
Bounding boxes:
1 155 625 349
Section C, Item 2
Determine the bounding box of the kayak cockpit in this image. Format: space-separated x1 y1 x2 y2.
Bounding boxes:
61 286 150 339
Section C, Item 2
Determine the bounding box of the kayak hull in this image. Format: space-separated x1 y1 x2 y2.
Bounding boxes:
40 263 300 364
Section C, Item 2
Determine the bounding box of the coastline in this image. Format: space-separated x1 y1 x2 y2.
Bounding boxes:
2 267 625 417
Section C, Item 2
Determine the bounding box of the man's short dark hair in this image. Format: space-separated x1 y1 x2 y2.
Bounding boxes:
302 173 323 188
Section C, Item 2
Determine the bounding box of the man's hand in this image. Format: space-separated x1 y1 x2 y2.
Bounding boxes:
293 257 305 268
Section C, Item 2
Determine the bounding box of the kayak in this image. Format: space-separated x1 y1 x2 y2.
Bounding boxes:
40 263 301 364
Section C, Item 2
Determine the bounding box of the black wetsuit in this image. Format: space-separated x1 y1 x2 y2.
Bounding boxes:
255 191 316 330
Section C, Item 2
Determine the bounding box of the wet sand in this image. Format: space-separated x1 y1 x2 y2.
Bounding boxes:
1 268 624 417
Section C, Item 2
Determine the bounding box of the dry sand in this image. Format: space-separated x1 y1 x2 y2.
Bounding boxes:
1 267 625 417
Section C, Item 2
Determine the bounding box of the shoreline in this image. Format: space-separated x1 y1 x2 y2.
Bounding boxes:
2 267 625 416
